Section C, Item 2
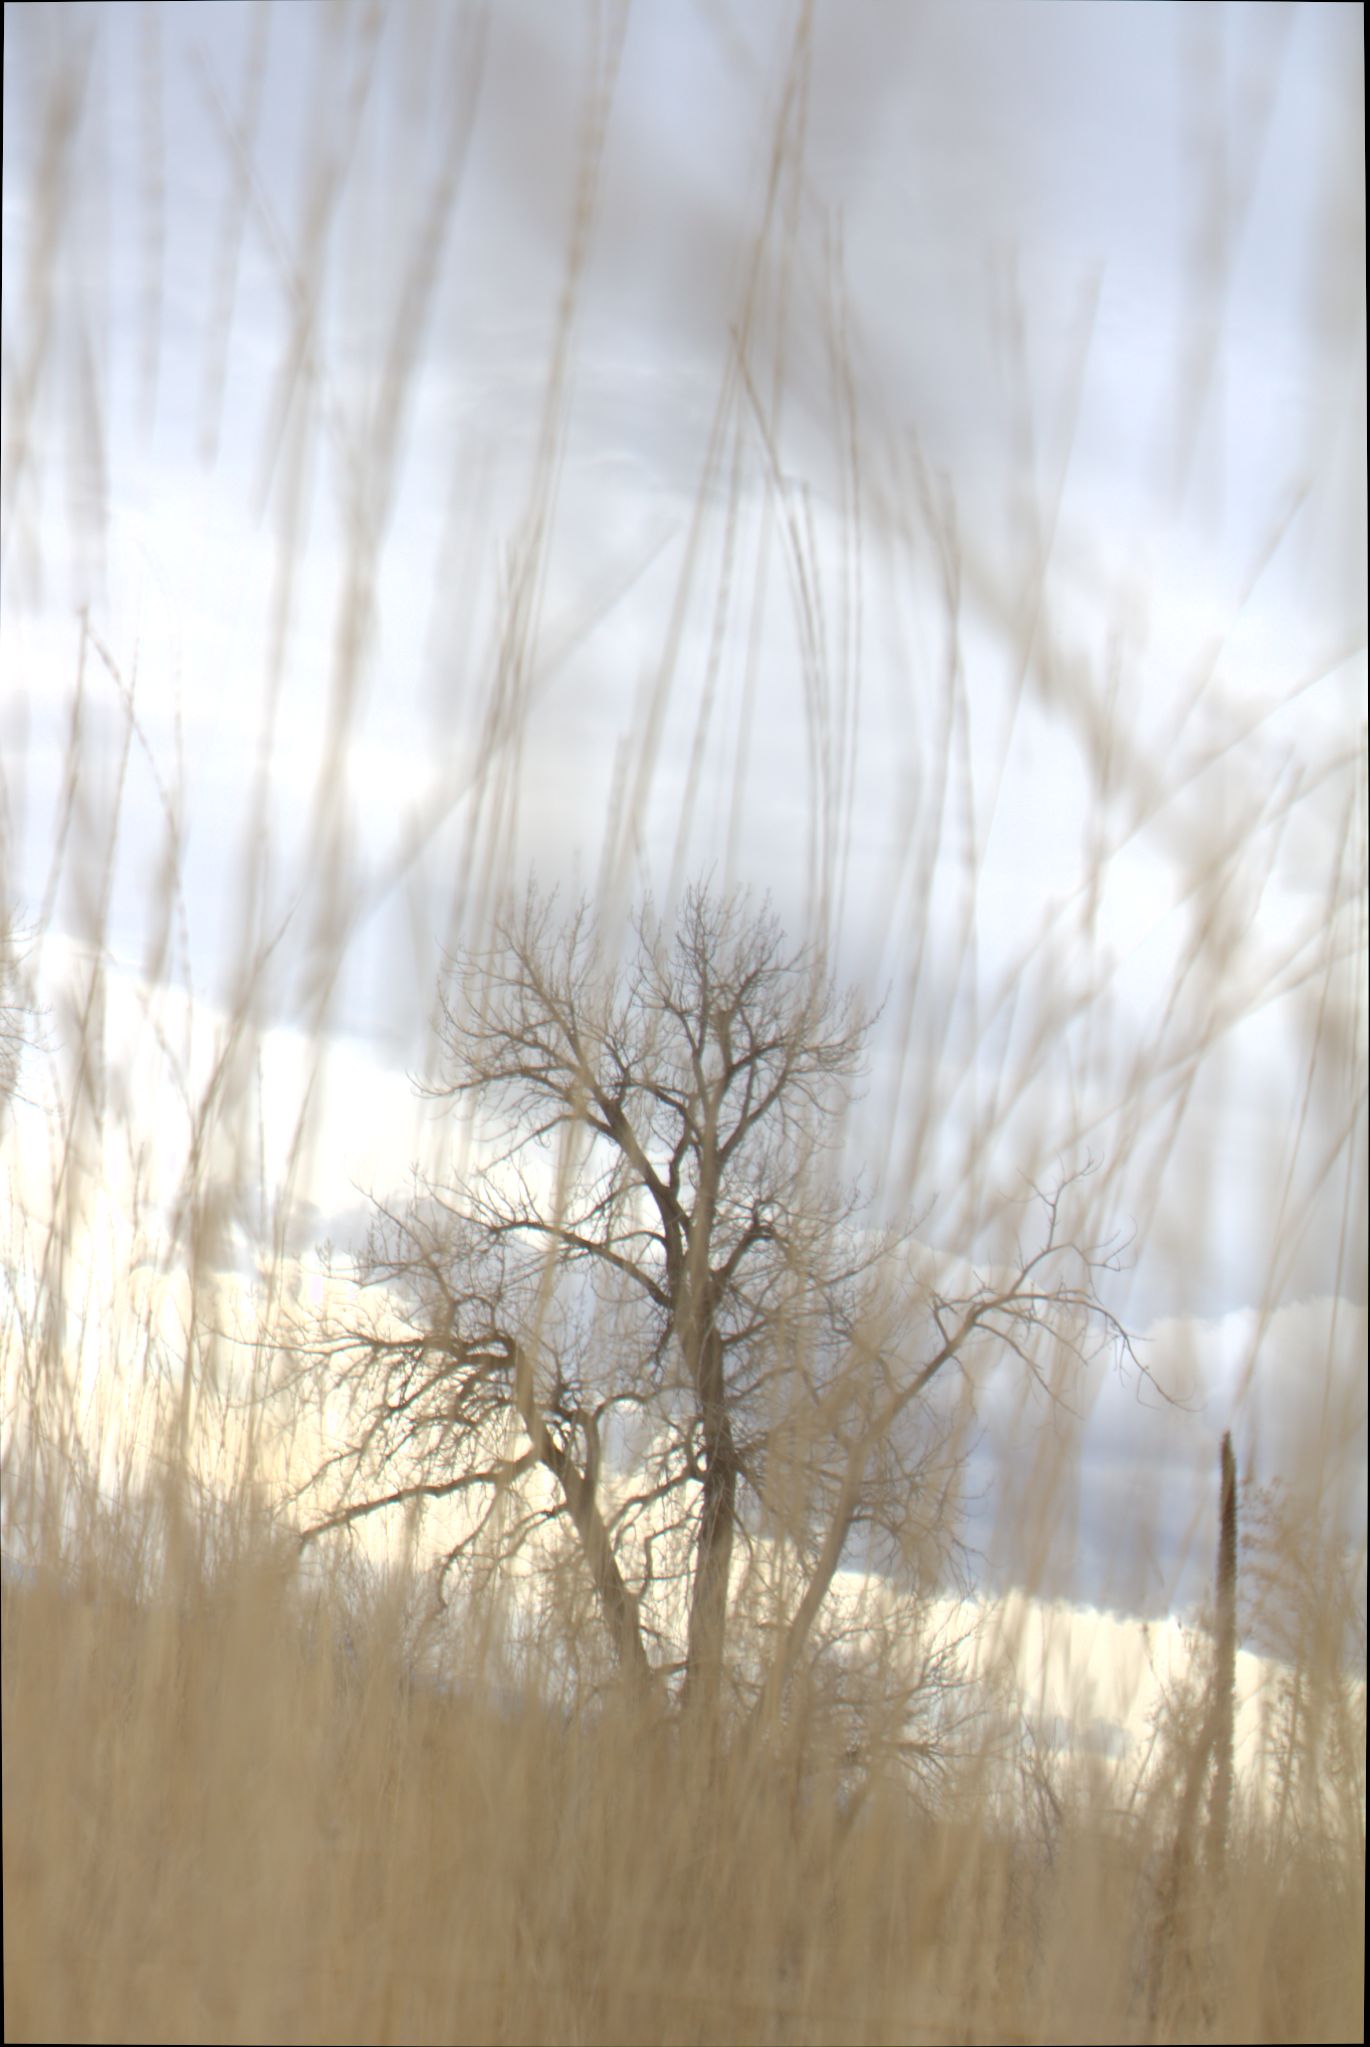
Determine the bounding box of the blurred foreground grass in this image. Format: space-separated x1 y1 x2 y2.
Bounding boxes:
2 5 1365 2041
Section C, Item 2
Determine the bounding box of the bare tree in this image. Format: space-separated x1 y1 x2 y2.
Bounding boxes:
295 885 1132 1741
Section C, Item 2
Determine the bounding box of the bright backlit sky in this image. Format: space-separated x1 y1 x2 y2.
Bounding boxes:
2 1 1365 1622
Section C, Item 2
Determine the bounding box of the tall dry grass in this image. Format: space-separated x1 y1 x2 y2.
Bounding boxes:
2 5 1364 2043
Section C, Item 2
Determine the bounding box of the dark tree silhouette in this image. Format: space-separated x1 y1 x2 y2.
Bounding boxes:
296 885 1132 1739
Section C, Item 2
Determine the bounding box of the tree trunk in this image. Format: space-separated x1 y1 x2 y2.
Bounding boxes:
682 1321 737 1715
513 1342 656 1691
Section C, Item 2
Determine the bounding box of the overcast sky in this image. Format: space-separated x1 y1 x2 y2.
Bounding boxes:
3 1 1364 1620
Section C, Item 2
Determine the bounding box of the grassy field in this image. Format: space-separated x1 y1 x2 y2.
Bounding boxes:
2 6 1364 2042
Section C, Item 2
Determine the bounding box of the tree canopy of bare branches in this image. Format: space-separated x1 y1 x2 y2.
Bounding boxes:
296 885 1132 1745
